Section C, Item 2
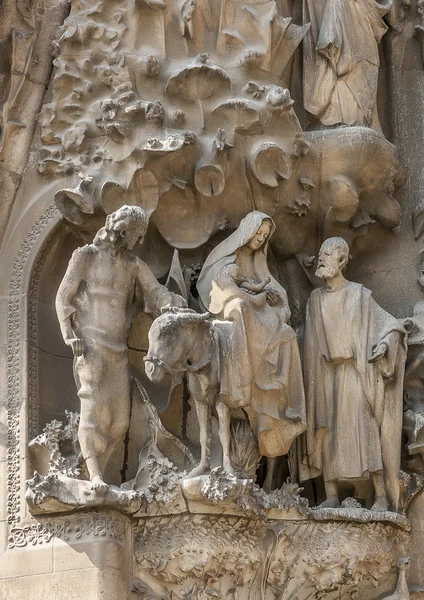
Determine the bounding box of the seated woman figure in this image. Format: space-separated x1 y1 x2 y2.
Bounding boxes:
197 211 306 468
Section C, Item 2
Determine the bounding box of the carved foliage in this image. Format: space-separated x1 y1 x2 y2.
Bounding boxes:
7 204 59 525
134 516 407 599
8 513 126 548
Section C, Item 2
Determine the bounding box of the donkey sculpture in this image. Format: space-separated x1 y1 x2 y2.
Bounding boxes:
144 307 234 478
144 307 277 488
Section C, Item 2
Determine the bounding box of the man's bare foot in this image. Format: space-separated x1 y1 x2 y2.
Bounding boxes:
90 475 109 495
185 463 210 479
372 495 388 512
318 496 340 509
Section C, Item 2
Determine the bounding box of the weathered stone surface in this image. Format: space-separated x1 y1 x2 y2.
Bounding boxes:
1 0 424 597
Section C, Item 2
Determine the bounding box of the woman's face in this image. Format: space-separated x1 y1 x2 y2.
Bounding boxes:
246 220 271 251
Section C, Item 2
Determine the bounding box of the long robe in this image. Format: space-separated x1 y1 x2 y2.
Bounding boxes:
303 0 392 128
197 211 306 457
300 281 406 508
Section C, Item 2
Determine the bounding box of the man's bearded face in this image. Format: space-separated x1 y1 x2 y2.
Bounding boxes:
315 247 342 280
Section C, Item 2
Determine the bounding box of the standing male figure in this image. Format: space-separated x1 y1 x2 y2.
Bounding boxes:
300 237 407 511
56 205 185 492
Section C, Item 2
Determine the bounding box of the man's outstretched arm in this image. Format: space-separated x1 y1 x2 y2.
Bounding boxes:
135 258 187 316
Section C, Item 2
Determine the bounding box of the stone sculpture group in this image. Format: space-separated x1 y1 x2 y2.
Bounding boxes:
55 205 407 514
7 0 424 596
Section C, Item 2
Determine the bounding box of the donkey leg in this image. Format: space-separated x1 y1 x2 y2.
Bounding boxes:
186 400 211 478
216 400 234 476
263 457 276 493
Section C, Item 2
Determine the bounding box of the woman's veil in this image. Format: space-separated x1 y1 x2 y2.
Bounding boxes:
197 211 283 314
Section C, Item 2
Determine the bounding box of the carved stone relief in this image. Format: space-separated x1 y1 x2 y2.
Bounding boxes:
298 237 407 512
133 514 408 599
2 0 424 598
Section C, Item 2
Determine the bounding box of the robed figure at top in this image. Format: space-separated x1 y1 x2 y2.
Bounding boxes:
299 237 407 511
303 0 392 129
197 211 306 462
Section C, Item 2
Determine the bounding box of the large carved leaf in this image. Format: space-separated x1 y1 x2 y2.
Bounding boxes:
54 175 96 225
101 168 159 216
213 98 261 135
194 164 225 197
151 186 219 248
271 21 311 76
166 55 231 102
251 143 292 187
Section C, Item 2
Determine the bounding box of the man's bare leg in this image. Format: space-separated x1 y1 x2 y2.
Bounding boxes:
371 472 388 511
216 400 234 475
319 480 340 508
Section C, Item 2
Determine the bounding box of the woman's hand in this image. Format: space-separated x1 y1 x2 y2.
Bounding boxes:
368 341 388 363
240 277 271 294
265 285 281 306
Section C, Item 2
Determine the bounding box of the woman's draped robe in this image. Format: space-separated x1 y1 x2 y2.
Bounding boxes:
197 211 306 458
299 281 406 509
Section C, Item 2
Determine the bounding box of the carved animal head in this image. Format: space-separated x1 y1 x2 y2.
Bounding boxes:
397 556 411 569
144 308 210 383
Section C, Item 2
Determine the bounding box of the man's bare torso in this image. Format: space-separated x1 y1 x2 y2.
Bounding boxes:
75 246 138 349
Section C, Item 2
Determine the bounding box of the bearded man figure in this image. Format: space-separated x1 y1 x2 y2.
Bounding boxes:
300 237 407 511
56 205 186 492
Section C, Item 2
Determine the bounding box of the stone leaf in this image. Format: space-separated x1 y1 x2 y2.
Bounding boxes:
166 55 231 103
251 143 292 187
54 175 95 225
194 164 225 197
213 98 261 135
101 168 159 216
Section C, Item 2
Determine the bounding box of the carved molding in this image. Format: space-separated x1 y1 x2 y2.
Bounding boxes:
28 226 64 441
8 512 126 549
6 203 59 525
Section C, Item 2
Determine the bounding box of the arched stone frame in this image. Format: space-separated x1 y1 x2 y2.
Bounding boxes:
3 202 62 527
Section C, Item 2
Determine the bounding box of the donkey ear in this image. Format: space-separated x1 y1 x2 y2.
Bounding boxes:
180 311 210 325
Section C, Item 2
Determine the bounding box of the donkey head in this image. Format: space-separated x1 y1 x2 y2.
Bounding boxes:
144 308 210 384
